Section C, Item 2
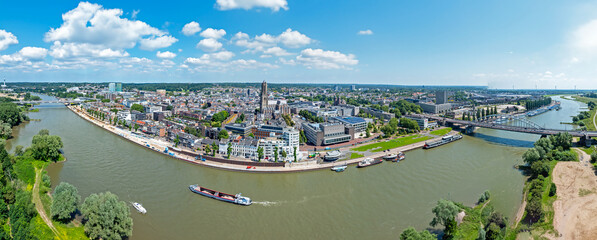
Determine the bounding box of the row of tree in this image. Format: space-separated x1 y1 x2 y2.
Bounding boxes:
462 106 498 121
524 98 551 110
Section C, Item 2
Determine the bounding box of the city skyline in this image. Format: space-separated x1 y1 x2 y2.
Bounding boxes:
2 1 597 89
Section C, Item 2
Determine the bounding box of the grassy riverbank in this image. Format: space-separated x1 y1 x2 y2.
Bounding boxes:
571 96 596 131
13 146 86 239
351 134 433 152
430 127 452 136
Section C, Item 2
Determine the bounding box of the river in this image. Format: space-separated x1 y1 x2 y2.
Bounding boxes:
5 95 582 239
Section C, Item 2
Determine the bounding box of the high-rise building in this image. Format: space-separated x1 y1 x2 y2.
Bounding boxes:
108 83 116 92
116 82 122 92
351 85 356 91
260 80 268 112
436 90 448 104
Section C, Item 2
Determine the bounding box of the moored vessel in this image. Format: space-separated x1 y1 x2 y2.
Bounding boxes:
423 134 463 149
331 165 347 172
324 150 342 161
189 185 252 206
357 158 383 168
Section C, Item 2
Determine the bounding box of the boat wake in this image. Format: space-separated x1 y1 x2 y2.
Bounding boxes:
253 201 284 206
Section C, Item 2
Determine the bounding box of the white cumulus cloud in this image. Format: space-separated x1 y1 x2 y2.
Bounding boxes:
139 35 178 50
200 28 226 39
0 30 18 51
278 28 312 48
357 29 373 35
44 2 176 51
215 0 288 11
295 48 358 69
19 47 48 60
50 41 129 59
233 28 311 54
197 38 223 52
262 47 291 56
182 21 201 36
156 51 176 59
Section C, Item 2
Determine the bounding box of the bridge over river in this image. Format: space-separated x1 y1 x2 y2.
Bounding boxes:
410 113 597 138
17 99 84 104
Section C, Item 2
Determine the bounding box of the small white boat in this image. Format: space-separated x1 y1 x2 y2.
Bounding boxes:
331 165 347 172
132 202 147 214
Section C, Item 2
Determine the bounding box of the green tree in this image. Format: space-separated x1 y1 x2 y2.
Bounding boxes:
399 227 436 240
525 198 543 223
212 141 218 156
522 148 540 165
51 182 81 222
274 146 279 162
130 103 144 112
134 124 139 132
14 145 24 156
485 223 502 240
205 145 211 155
218 129 229 140
531 161 550 177
30 129 63 161
174 135 180 147
0 121 12 139
227 143 232 159
430 199 460 238
293 146 297 162
281 150 287 159
549 132 572 150
534 137 553 159
38 129 50 136
257 146 264 162
81 192 133 240
549 182 557 197
478 190 490 204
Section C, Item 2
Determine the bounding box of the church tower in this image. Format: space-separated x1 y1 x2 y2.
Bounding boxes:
259 80 268 113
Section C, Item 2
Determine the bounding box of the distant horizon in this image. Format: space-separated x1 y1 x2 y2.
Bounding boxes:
6 81 597 91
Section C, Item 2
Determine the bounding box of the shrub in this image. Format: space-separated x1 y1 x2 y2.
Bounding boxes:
549 182 557 197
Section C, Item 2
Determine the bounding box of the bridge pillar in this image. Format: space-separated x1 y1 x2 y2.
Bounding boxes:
464 125 475 135
580 134 592 147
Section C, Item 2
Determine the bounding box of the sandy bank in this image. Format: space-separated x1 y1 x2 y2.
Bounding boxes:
551 149 597 239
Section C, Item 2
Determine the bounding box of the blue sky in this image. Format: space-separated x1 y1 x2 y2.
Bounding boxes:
1 0 597 89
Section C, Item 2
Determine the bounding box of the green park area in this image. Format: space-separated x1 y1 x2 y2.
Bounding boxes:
430 127 452 136
352 134 433 152
347 152 364 160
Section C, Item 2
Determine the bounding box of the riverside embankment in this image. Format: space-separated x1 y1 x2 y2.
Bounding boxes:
66 104 446 173
9 94 535 240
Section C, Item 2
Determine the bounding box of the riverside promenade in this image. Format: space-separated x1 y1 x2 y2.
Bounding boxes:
67 104 447 173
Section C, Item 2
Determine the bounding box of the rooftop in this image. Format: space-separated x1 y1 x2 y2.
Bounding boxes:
334 116 366 124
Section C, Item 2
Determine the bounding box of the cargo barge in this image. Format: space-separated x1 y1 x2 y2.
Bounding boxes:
423 134 463 149
189 185 252 206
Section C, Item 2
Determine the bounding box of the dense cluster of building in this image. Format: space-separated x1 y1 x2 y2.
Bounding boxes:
69 82 545 163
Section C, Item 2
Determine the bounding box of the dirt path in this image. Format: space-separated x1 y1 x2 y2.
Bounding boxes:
32 168 60 238
551 149 597 239
514 192 527 228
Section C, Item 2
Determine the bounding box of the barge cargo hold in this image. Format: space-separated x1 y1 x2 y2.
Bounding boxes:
189 185 252 206
423 134 463 149
357 158 383 168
